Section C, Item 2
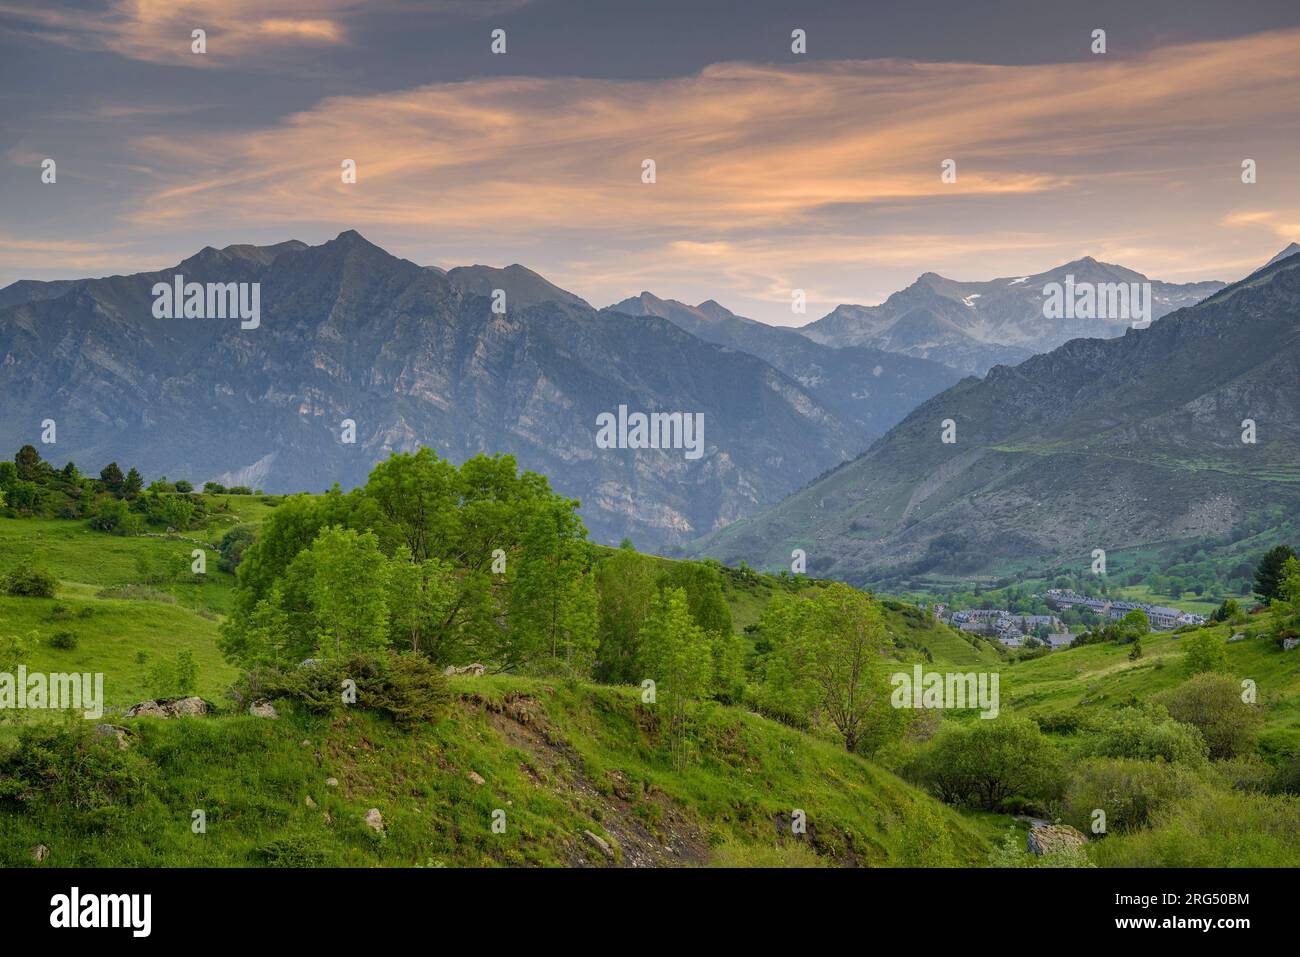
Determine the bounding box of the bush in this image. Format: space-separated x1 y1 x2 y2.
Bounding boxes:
1088 789 1300 867
1081 704 1208 765
47 631 78 650
254 834 328 867
1214 754 1274 794
4 563 57 598
0 722 151 811
1062 757 1203 834
241 651 451 729
1154 673 1261 760
912 716 1063 811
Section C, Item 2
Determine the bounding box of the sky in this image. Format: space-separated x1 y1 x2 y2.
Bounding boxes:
2 0 1300 325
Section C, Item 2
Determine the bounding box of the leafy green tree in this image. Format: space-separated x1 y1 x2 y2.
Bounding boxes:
505 500 597 674
1128 639 1143 660
638 587 713 769
1117 608 1149 642
758 582 897 753
1211 598 1241 623
174 480 193 493
14 445 41 481
0 460 17 490
594 545 655 683
365 449 458 562
1182 629 1228 677
308 525 391 656
161 495 195 530
1083 704 1208 764
124 467 144 498
1254 544 1297 604
385 546 457 659
175 649 198 696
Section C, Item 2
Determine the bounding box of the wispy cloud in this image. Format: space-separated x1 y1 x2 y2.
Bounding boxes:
8 26 1300 319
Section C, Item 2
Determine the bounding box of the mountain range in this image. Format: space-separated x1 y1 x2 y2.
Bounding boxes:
0 232 880 550
800 258 1227 376
695 250 1300 583
606 292 961 438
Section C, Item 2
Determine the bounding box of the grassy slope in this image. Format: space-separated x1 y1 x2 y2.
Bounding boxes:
0 514 996 867
1002 616 1300 755
0 676 994 867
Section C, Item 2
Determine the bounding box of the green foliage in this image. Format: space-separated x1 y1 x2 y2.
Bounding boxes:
4 563 57 598
756 583 899 753
176 649 198 696
308 525 391 657
244 652 451 729
47 631 78 650
1254 543 1296 604
0 722 151 812
221 449 597 677
1081 704 1208 765
638 587 713 768
1181 629 1228 677
1154 673 1261 760
1061 757 1203 834
912 716 1062 811
594 545 654 683
1088 789 1300 867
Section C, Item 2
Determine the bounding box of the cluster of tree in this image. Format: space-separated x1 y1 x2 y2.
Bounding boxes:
219 448 599 676
1070 608 1149 647
0 445 211 531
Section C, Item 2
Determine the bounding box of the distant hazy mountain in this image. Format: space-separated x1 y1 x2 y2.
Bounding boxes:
0 232 864 550
697 250 1300 584
607 292 962 440
801 257 1227 375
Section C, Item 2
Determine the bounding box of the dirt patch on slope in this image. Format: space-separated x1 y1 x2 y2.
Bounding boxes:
463 691 711 867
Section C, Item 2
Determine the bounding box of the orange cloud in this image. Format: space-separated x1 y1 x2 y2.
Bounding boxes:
17 27 1300 320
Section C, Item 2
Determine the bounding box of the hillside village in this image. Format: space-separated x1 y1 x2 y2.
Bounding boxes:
932 589 1208 649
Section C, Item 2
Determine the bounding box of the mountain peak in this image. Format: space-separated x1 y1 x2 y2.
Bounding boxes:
694 299 735 320
1261 242 1300 271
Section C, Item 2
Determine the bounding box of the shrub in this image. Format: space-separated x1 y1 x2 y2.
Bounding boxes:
47 631 78 650
1214 754 1274 794
1154 673 1261 760
1081 704 1208 765
1062 757 1203 834
242 651 451 728
4 563 57 598
912 716 1063 811
254 834 328 867
1088 789 1300 867
0 722 151 811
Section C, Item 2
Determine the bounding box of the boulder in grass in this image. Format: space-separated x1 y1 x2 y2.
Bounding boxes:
442 663 487 677
1027 823 1087 857
94 724 130 750
29 844 49 863
583 829 616 861
364 808 384 832
124 696 210 718
248 700 279 718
